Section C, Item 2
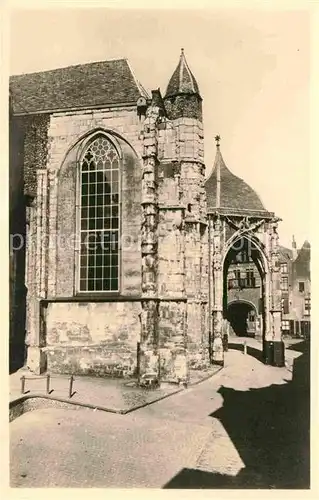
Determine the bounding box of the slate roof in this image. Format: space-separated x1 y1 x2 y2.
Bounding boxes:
205 146 267 214
165 49 200 98
9 59 149 115
278 245 293 261
293 240 311 279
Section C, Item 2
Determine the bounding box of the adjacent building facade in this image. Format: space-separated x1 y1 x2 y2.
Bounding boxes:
9 50 308 383
279 238 311 339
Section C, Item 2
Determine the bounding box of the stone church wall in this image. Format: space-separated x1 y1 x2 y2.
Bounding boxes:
25 106 146 376
45 301 141 376
47 106 143 298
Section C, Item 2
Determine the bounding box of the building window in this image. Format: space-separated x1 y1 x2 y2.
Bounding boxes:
246 268 255 287
299 281 305 293
304 297 311 315
280 263 288 274
281 320 290 331
281 277 288 291
78 135 120 293
281 297 289 314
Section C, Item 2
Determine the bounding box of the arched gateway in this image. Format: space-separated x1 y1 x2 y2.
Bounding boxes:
205 137 285 368
12 50 285 385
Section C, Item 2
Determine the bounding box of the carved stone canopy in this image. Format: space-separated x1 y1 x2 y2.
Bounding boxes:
224 215 266 236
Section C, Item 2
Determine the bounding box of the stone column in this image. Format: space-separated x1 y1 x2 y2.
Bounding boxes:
263 220 284 366
26 169 48 374
211 215 224 365
139 106 160 386
269 220 285 366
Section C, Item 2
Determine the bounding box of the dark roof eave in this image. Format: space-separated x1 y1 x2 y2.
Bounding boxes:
164 91 202 101
12 100 138 117
207 207 275 219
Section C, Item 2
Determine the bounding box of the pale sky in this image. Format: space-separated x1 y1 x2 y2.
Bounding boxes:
9 7 311 248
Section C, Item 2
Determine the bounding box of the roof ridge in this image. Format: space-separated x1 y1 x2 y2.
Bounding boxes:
10 58 143 114
205 146 231 183
125 59 150 99
205 143 266 212
10 57 128 78
180 49 196 93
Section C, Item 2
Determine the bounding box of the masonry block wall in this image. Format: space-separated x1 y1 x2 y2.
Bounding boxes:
11 52 288 380
155 110 209 380
9 114 27 368
45 301 141 375
25 105 145 375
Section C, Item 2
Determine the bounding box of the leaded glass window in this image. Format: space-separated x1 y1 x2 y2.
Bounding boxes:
79 135 120 292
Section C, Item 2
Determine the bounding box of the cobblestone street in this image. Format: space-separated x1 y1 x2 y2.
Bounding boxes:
10 340 310 489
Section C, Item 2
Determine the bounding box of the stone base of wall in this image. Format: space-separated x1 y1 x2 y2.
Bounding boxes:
187 344 210 370
26 346 47 375
159 347 188 384
44 345 137 378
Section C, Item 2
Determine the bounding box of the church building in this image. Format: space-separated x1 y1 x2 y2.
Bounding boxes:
9 50 285 385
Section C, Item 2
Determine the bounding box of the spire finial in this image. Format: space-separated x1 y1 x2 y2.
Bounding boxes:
215 135 221 148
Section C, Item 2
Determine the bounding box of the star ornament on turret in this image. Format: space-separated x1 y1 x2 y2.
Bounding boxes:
215 135 221 147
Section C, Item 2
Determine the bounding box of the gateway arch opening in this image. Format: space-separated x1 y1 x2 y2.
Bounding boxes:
223 237 266 341
227 301 258 337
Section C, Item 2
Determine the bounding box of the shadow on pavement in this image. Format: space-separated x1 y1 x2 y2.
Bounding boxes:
164 340 310 490
228 342 264 363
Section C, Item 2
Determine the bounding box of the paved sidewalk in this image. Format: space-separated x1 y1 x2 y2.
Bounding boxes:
10 364 221 413
10 340 309 488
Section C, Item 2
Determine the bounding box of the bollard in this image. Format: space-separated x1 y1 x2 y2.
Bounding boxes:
21 375 25 394
69 375 74 399
46 374 50 394
243 341 247 355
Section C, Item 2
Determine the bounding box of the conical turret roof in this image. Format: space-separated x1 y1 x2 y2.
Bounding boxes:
205 142 266 213
165 49 200 98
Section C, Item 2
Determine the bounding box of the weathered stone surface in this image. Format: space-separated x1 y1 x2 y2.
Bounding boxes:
26 346 47 375
45 345 137 377
46 301 141 346
18 56 285 380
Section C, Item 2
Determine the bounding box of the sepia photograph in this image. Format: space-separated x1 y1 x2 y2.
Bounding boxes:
7 2 312 491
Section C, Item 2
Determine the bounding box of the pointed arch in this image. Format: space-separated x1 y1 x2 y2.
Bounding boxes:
57 126 140 180
222 231 269 275
54 126 143 298
76 132 121 293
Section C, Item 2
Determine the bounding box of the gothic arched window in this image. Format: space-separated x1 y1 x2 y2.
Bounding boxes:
78 135 120 292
